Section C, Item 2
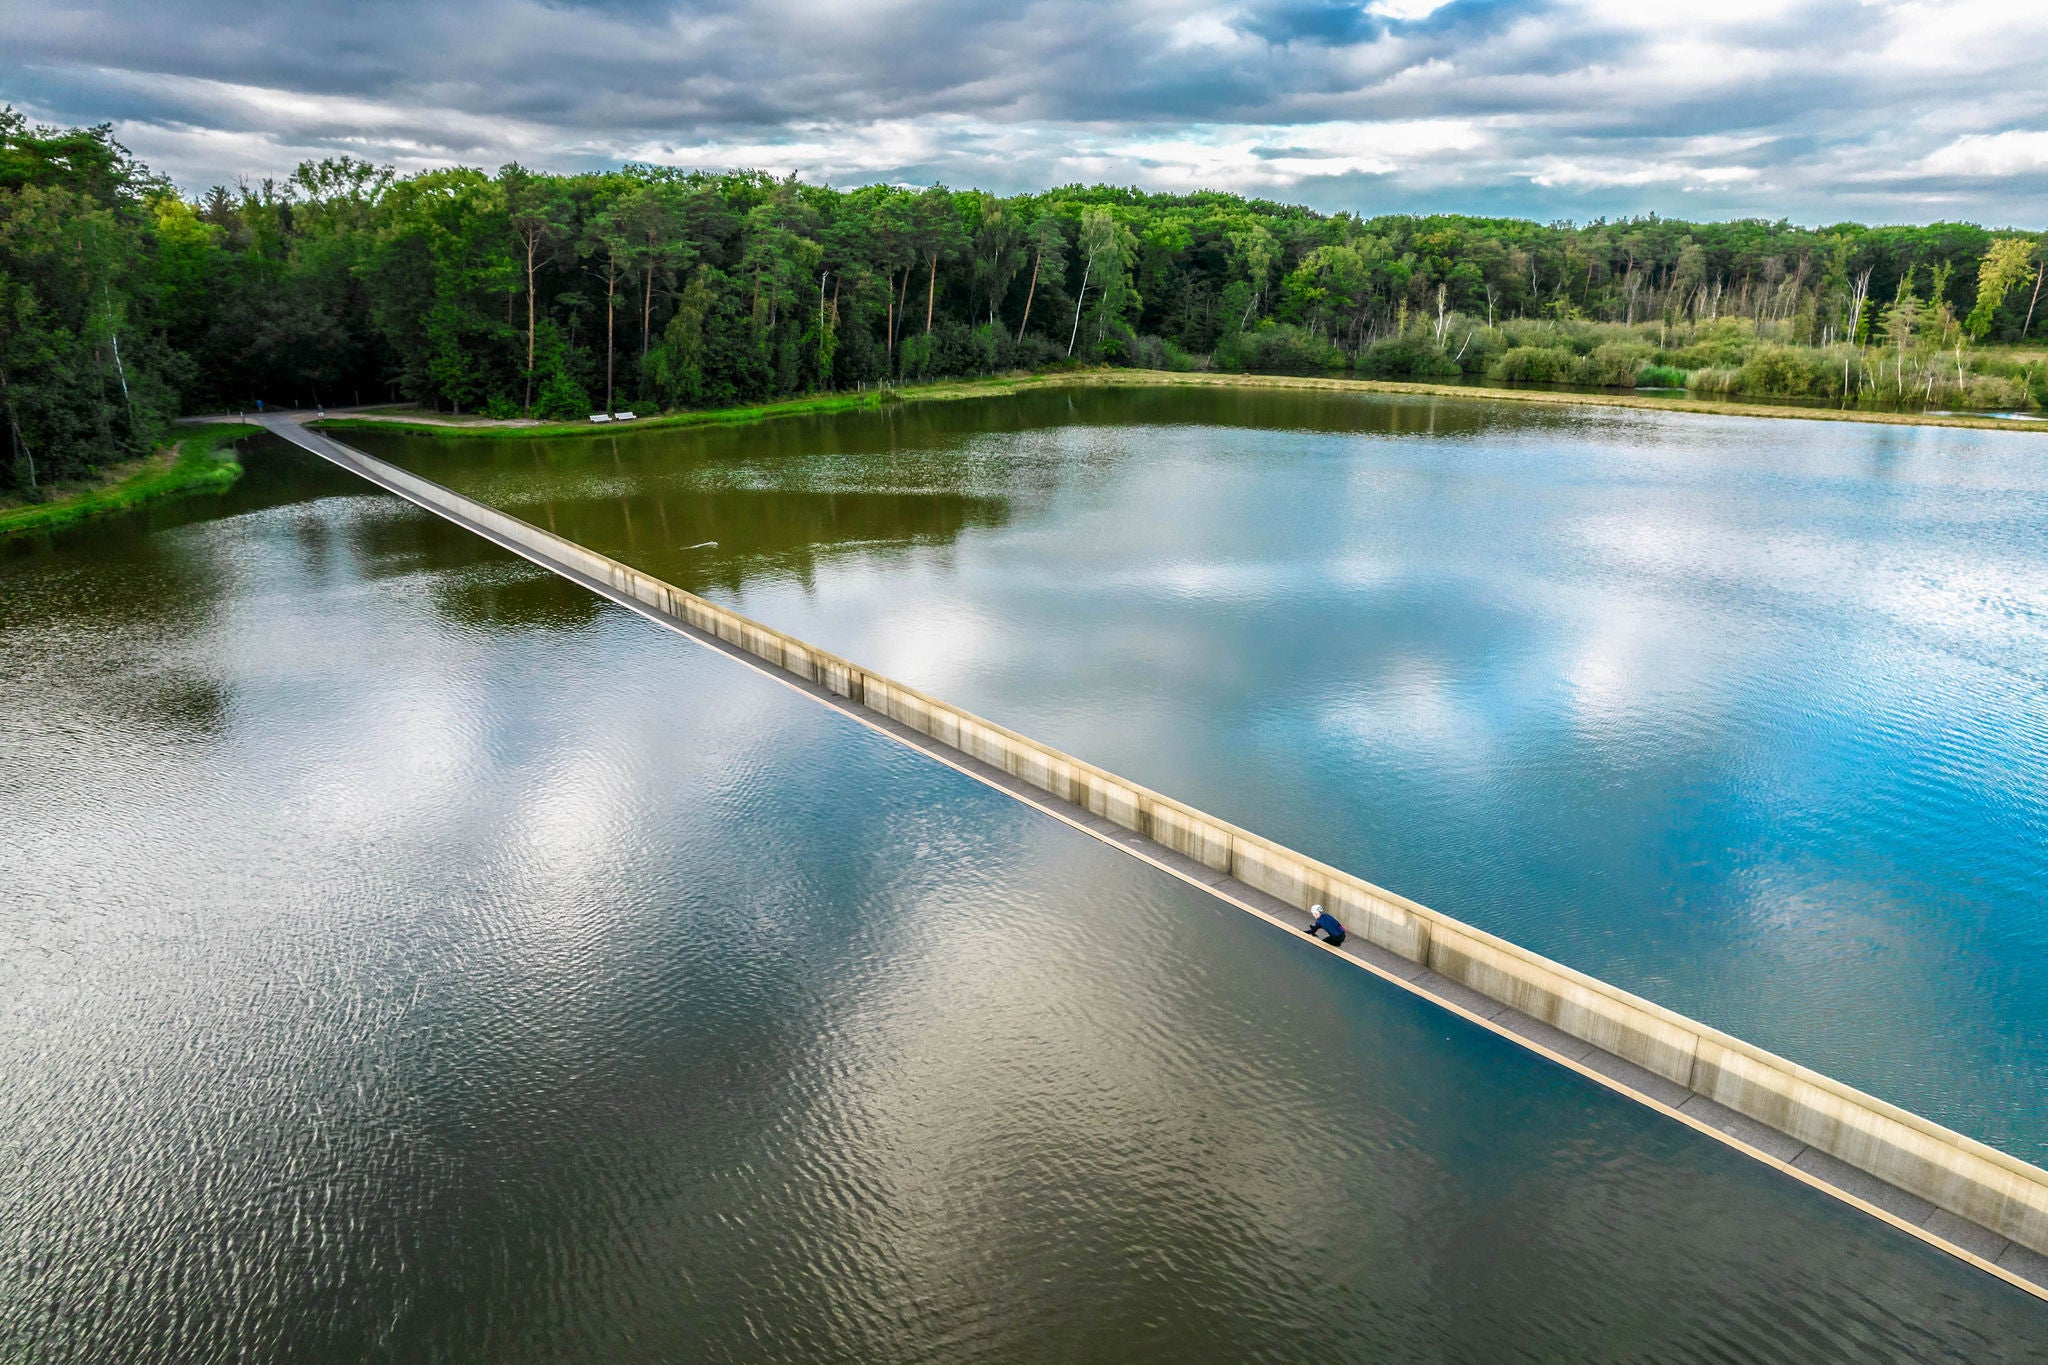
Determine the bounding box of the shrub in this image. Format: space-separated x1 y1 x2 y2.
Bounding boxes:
897 332 936 379
1129 335 1204 371
1357 335 1461 379
1959 374 2036 409
1014 333 1067 370
1637 364 1688 388
1730 346 1832 398
1090 319 1140 366
1233 322 1345 375
1575 343 1649 387
1686 367 1737 396
1489 345 1576 383
1685 348 1853 401
1450 326 1506 376
535 368 591 420
967 322 1011 373
1498 320 1599 356
1659 321 1756 370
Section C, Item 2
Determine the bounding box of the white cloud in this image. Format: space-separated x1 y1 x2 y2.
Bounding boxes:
1367 0 1457 20
1918 129 2048 179
1529 158 1764 191
1169 10 1242 47
5 0 2048 220
1084 117 1492 190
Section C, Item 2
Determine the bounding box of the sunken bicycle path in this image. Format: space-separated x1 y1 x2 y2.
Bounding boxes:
249 412 2048 1301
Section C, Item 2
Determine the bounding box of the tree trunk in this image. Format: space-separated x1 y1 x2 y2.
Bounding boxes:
108 328 132 421
1 369 34 490
894 268 911 367
924 251 938 333
12 419 35 490
524 237 538 410
606 271 617 414
885 271 895 358
2025 261 2045 339
1017 250 1041 343
1068 254 1094 357
642 265 654 358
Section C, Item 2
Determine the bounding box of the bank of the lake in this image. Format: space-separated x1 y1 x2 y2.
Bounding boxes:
0 424 260 541
309 368 2048 445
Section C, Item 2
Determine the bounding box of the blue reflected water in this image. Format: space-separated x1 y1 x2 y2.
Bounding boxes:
2 427 2045 1359
358 387 2048 1162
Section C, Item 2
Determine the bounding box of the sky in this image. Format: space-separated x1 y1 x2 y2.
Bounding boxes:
3 0 2045 226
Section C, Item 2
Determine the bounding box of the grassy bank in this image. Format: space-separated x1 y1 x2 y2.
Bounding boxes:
1055 370 2048 434
312 369 2048 443
0 423 261 540
315 382 998 441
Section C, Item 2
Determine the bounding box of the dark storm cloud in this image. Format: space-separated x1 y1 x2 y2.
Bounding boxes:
3 0 2045 224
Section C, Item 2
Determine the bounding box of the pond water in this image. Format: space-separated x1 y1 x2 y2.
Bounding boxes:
354 385 2048 1164
3 421 2045 1360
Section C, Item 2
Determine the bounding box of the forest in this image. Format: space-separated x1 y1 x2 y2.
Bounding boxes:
4 107 2046 491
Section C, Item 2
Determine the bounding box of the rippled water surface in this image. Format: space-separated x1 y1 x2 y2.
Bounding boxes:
3 420 2045 1360
355 386 2048 1162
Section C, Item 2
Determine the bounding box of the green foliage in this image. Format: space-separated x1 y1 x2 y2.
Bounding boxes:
1579 343 1649 386
1224 322 1344 374
1 110 183 489
1356 334 1461 379
1128 334 1202 371
1731 346 1836 397
532 319 591 419
1490 346 1577 383
5 100 2047 491
1637 364 1689 388
1965 237 2039 339
0 421 254 538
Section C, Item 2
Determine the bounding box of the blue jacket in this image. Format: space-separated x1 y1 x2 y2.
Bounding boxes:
1310 910 1345 939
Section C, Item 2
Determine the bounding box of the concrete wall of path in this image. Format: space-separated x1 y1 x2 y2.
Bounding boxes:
277 420 2048 1267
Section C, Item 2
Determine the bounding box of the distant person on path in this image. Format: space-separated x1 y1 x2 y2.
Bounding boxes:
1305 904 1346 947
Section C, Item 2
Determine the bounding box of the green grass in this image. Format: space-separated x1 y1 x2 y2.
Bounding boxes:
308 364 2048 450
318 388 902 440
1636 364 1689 389
309 371 1103 441
0 423 260 540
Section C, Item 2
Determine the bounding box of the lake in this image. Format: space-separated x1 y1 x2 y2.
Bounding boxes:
2 401 2044 1359
354 384 2048 1163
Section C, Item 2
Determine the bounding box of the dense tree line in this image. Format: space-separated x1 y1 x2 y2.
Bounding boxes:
5 108 2045 492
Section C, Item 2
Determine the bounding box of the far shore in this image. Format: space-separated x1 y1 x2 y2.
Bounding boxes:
264 368 2048 442
0 424 261 540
